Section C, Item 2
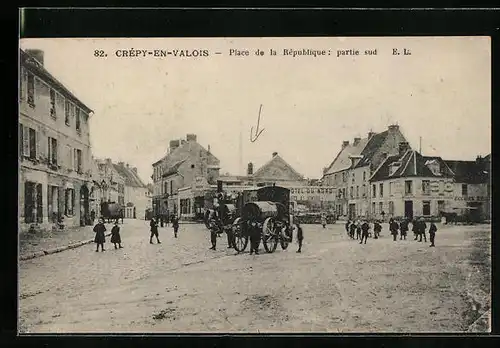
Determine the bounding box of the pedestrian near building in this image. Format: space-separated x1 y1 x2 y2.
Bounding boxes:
360 220 370 244
249 221 261 255
150 217 161 244
172 215 179 238
345 220 351 236
209 218 218 250
111 221 123 249
400 218 409 240
412 219 419 240
373 220 382 239
429 222 437 247
296 222 304 253
419 218 427 242
356 220 362 240
93 218 106 252
349 222 356 239
389 218 399 241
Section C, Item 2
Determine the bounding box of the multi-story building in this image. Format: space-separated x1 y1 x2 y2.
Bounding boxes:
444 155 490 221
322 125 408 220
112 162 150 219
152 134 220 219
95 158 126 208
19 49 95 230
369 150 456 220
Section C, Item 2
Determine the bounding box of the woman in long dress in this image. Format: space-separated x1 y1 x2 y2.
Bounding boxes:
93 217 106 252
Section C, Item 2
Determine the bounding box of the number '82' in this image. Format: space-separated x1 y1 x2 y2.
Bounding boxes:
94 50 106 57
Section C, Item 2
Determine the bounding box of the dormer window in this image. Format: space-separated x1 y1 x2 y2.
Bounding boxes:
389 162 401 176
425 160 441 176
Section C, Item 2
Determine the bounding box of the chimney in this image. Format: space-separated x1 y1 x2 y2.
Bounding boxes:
353 137 361 146
186 134 197 142
126 163 129 168
368 131 375 138
208 144 211 153
169 140 180 152
26 49 44 66
272 152 278 157
132 167 138 173
105 158 112 164
118 161 124 166
398 142 410 156
322 167 328 175
388 124 399 132
342 140 349 149
247 162 254 175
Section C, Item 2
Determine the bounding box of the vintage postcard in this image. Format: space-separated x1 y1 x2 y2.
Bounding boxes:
18 37 491 333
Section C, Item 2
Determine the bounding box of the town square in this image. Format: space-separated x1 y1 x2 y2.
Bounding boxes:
18 37 491 333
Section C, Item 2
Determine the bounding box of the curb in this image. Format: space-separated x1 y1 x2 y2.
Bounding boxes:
20 232 112 261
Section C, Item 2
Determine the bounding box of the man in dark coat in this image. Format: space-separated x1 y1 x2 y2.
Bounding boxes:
389 218 399 241
296 222 304 253
400 218 409 240
172 215 179 238
249 221 261 255
345 220 351 236
349 222 356 240
412 219 419 240
209 218 218 250
150 217 161 244
360 220 370 244
373 220 382 239
419 218 427 242
429 222 437 247
111 221 123 249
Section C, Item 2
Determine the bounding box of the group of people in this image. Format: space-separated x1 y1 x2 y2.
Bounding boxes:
91 215 181 252
345 217 438 247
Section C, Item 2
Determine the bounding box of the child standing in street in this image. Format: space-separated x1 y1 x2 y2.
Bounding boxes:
172 215 179 238
93 217 106 252
111 221 123 249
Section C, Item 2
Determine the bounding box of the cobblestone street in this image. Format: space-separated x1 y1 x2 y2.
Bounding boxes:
19 220 491 333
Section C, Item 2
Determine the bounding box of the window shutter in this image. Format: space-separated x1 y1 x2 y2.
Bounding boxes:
64 189 68 215
69 146 74 170
47 185 53 218
19 124 23 157
36 184 43 222
35 130 41 159
73 149 77 171
23 127 30 157
24 182 32 223
47 137 52 163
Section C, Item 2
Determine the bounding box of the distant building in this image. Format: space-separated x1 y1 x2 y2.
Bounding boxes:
19 49 95 230
151 134 220 218
112 162 149 219
322 125 409 219
95 158 126 209
369 150 456 220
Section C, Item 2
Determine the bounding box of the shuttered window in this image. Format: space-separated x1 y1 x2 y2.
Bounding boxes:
47 137 58 165
29 128 37 159
65 188 74 216
36 183 43 223
24 181 35 223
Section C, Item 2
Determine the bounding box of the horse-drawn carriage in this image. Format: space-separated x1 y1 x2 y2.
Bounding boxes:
231 185 295 253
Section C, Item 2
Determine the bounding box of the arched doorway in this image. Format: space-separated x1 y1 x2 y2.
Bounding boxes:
80 185 90 226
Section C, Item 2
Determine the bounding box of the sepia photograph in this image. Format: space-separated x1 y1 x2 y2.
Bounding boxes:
18 36 491 333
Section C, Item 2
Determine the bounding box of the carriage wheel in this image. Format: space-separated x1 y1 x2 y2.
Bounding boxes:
262 217 278 253
232 218 248 252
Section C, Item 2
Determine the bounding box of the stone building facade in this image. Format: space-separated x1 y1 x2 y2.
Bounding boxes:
151 134 220 219
19 49 95 231
113 162 150 219
322 125 408 220
95 158 126 208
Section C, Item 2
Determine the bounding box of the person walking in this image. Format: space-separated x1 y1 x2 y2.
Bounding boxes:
93 217 106 252
360 220 370 244
429 222 437 247
345 220 351 237
110 221 123 249
419 218 428 242
209 217 218 250
373 220 382 239
172 215 179 238
400 218 409 240
296 222 304 252
412 219 419 240
389 218 399 241
356 220 362 240
150 217 161 244
349 222 356 240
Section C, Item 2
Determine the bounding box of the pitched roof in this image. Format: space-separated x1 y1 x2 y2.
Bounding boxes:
443 160 489 184
370 151 454 182
324 137 369 175
20 49 93 114
253 154 304 180
159 140 220 170
112 164 147 187
355 131 389 168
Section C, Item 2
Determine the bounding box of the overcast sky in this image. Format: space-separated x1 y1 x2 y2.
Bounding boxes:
19 37 491 184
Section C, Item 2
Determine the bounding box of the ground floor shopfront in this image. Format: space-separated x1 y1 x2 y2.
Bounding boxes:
19 166 93 232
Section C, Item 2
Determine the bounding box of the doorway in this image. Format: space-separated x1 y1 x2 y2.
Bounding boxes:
348 203 356 220
404 200 413 220
80 185 90 226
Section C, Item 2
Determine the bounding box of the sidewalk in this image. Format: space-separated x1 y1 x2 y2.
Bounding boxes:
19 223 113 261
